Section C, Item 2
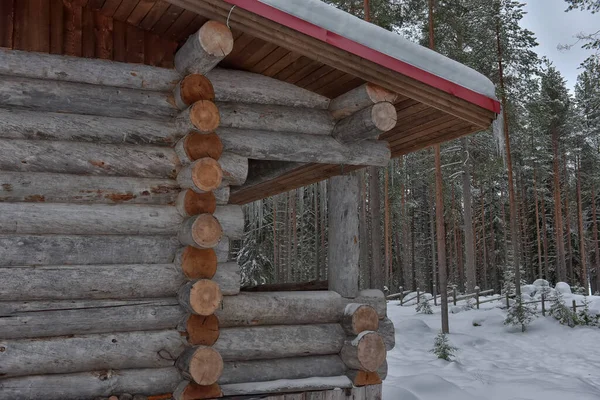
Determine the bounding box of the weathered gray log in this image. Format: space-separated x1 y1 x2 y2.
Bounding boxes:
328 175 360 298
214 186 230 205
177 157 223 193
0 171 179 205
377 360 388 380
178 279 223 316
215 236 230 262
340 331 386 372
0 139 180 178
0 330 187 378
0 367 182 400
0 234 180 266
342 290 387 319
207 68 330 109
219 152 249 186
378 317 395 351
214 324 345 361
231 160 305 198
217 127 390 166
213 205 244 240
217 102 334 136
329 83 399 120
0 298 183 339
175 100 221 134
176 346 224 385
220 376 353 397
332 102 397 143
219 356 346 385
175 21 234 75
178 214 223 249
0 203 182 235
0 76 176 120
0 48 181 91
342 304 379 335
173 74 215 110
214 262 241 296
0 108 182 145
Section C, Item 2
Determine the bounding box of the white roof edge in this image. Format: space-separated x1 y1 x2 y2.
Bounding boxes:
259 0 498 101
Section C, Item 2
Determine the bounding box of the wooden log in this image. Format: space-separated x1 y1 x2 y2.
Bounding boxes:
173 74 215 110
0 202 182 235
217 127 390 166
329 83 399 120
214 324 345 361
0 367 182 400
0 234 180 266
346 370 382 386
175 132 223 164
377 360 388 380
178 279 223 316
176 100 221 134
0 139 180 178
176 345 224 385
220 376 352 397
0 330 187 378
0 299 184 339
328 175 360 298
176 190 217 217
366 383 383 399
219 152 249 186
177 158 223 193
215 235 230 262
0 48 182 91
378 317 395 351
0 76 176 120
219 356 346 385
173 382 223 400
343 290 387 319
179 314 220 346
0 171 180 205
213 186 230 205
213 262 241 296
213 205 244 240
176 247 218 280
332 102 397 143
179 214 223 249
242 280 329 292
175 21 233 75
0 108 182 145
340 331 386 372
217 102 334 136
341 304 379 335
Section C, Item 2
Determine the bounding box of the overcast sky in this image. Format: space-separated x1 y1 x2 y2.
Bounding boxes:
520 0 599 90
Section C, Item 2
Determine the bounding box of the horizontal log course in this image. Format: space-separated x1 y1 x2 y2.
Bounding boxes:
219 356 346 385
176 345 224 385
179 314 220 346
173 74 215 110
0 298 184 340
175 132 223 164
342 290 387 319
219 152 249 186
332 102 397 143
340 331 386 372
329 83 399 120
213 205 244 240
0 49 182 91
0 108 182 145
214 186 230 205
0 330 187 378
175 21 234 75
213 262 241 296
379 317 396 351
0 367 182 400
342 304 379 335
214 324 345 361
176 190 217 217
179 213 223 249
217 102 334 136
176 100 221 134
0 139 180 178
173 382 223 400
220 376 353 397
0 76 176 120
217 128 390 166
177 158 223 193
178 279 223 316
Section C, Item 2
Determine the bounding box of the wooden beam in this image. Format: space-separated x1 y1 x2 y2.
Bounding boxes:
220 376 352 397
329 83 398 120
175 20 233 74
332 102 397 143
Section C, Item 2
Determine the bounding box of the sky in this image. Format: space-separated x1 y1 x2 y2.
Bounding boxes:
520 0 599 90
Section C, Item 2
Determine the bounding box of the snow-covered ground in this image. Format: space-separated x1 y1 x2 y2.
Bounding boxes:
384 289 600 400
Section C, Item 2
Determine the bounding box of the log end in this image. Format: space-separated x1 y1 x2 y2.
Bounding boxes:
174 381 223 400
186 314 220 346
191 158 223 192
371 102 397 132
185 132 223 161
180 74 216 106
189 279 223 315
191 213 223 249
179 189 217 216
190 101 221 133
180 246 218 279
198 21 234 58
356 331 387 372
350 371 383 386
366 83 399 104
350 304 379 334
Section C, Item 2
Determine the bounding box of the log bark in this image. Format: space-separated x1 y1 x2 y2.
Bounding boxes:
177 158 223 193
0 48 182 91
179 314 220 346
176 247 218 280
0 139 180 178
176 100 221 134
214 324 345 361
341 304 379 335
332 102 397 143
176 345 224 385
217 102 334 136
214 186 230 205
328 175 360 298
0 76 176 120
329 83 399 120
175 132 223 164
378 317 395 351
0 298 183 339
213 205 245 240
213 262 241 295
173 382 223 400
339 331 386 372
176 190 217 217
0 367 182 400
178 279 223 316
0 234 181 266
0 171 179 205
207 68 330 109
0 108 182 145
343 290 387 319
0 330 187 378
215 236 230 262
219 152 249 186
174 21 234 75
219 356 346 385
220 376 352 397
173 74 215 110
217 127 390 166
178 213 223 249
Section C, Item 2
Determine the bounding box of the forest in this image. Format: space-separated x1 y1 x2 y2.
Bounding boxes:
234 0 600 297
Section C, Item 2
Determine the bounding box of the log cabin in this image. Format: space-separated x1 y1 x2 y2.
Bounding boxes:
0 0 501 399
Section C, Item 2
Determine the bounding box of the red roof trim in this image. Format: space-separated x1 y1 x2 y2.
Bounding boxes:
223 0 501 114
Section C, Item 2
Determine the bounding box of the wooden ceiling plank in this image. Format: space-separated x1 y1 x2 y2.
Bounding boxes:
285 60 324 85
101 0 123 16
320 77 364 99
126 0 155 25
237 41 280 70
150 4 183 34
251 46 290 74
273 55 313 81
175 14 207 42
262 50 302 77
294 64 336 89
113 0 140 21
139 0 170 30
164 8 196 40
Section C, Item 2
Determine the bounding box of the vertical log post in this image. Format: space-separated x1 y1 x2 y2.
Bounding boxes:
572 300 577 313
453 286 458 306
328 175 360 298
541 293 546 316
416 288 420 304
475 286 480 309
506 292 510 309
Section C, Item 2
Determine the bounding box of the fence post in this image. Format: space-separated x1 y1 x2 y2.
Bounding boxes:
541 293 545 316
399 287 404 306
506 292 510 309
475 286 480 309
417 288 420 304
572 299 577 313
453 286 457 306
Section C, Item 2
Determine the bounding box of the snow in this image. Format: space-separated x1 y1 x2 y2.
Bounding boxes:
384 292 600 400
259 0 498 101
555 282 572 294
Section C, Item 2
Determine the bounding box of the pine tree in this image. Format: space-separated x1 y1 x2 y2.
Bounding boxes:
549 290 578 327
416 295 434 314
504 296 537 332
431 331 458 361
577 297 600 327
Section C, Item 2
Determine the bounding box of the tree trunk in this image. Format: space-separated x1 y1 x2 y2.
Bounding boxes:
384 168 391 288
576 157 588 289
533 168 544 278
462 138 477 292
592 183 600 292
563 154 574 282
541 190 550 278
552 127 567 282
